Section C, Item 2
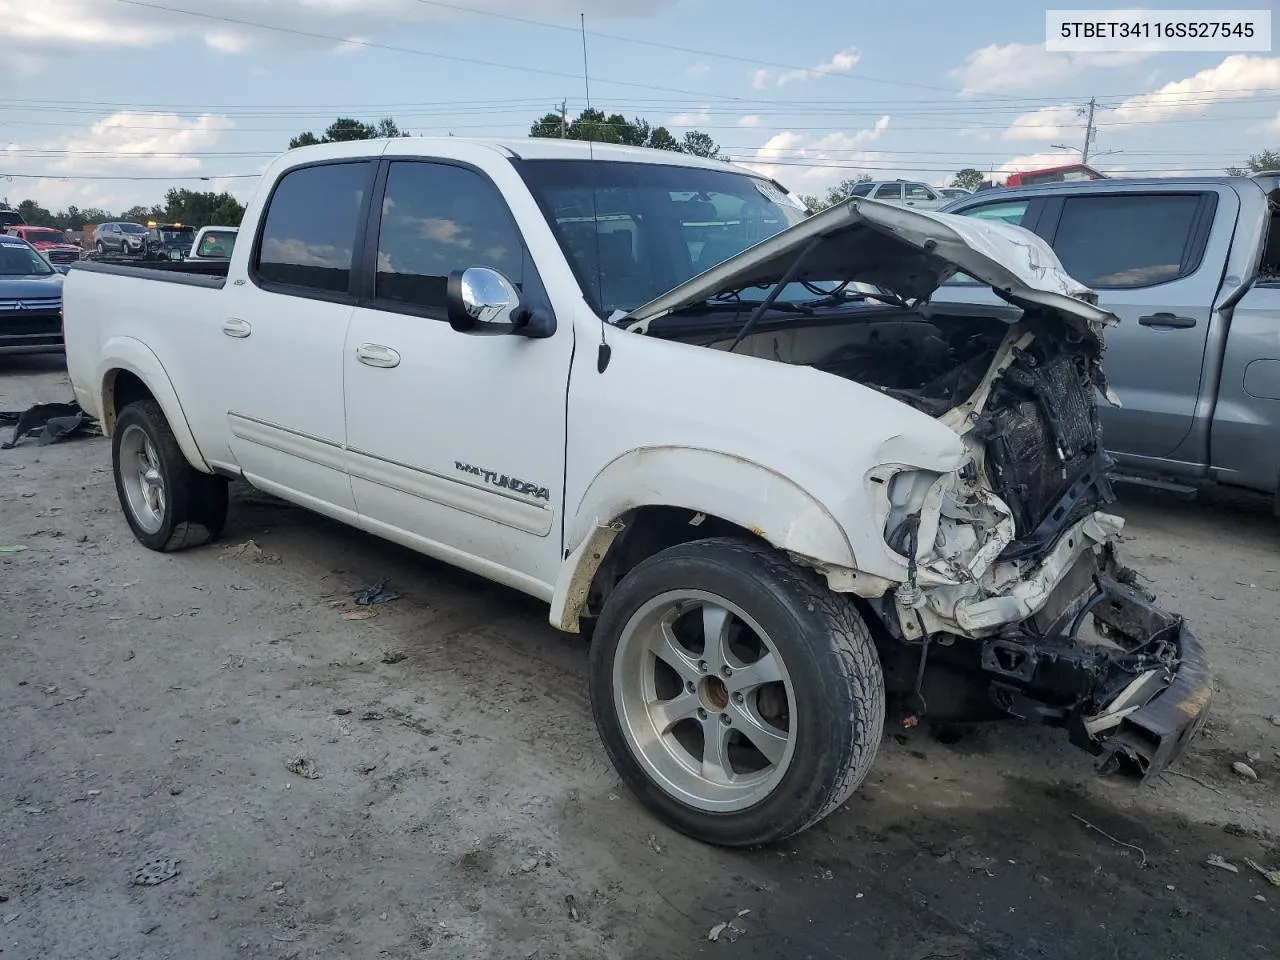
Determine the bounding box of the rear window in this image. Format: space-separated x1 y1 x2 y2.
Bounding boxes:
197 230 237 258
1052 194 1204 288
254 161 372 294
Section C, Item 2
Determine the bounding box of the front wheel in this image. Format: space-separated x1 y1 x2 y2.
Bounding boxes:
590 537 885 847
112 400 228 551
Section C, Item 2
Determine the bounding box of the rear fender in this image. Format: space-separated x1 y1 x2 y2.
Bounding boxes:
550 446 857 631
98 336 210 473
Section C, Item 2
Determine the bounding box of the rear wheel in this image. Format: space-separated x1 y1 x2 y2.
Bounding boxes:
112 400 228 552
590 537 885 846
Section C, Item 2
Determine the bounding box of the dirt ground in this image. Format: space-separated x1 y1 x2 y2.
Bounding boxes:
2 353 1279 960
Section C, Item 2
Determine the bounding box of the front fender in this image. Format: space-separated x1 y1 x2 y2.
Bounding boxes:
98 336 210 473
549 446 855 631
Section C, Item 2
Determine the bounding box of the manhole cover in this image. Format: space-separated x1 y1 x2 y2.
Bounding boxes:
132 858 180 886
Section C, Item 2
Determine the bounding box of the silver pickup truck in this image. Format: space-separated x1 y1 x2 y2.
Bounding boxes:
941 174 1280 506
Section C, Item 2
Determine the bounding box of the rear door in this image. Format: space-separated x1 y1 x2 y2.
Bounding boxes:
1039 189 1231 458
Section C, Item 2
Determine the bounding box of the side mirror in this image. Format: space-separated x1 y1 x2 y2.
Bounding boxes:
446 267 530 335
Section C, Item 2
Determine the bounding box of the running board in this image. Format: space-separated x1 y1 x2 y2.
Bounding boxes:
1109 474 1198 499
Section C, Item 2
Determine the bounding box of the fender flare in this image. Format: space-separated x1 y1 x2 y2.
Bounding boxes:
549 446 855 631
98 337 211 473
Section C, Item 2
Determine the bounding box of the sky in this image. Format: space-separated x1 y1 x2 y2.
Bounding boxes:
1 0 1277 214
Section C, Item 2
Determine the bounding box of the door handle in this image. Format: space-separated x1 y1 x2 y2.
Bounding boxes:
221 317 252 338
1138 313 1197 329
356 343 401 368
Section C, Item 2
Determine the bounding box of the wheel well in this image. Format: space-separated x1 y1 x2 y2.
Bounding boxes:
583 506 770 621
103 369 155 434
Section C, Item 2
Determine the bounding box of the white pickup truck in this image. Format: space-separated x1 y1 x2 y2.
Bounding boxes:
63 137 1211 846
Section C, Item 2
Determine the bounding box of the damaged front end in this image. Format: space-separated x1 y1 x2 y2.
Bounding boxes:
870 310 1211 781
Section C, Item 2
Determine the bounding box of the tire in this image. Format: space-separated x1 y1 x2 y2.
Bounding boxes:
589 537 885 847
112 400 228 552
95 241 105 256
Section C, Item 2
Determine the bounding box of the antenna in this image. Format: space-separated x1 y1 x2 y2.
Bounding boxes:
581 12 611 373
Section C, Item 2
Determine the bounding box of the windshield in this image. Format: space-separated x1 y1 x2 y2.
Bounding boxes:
516 159 807 315
120 223 148 234
25 228 69 242
160 228 194 243
0 241 55 276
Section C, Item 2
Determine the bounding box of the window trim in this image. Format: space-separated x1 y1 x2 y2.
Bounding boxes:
249 156 379 305
355 156 537 323
1040 190 1220 291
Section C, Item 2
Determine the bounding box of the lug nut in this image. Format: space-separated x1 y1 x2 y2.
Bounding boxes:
697 660 708 673
720 666 732 678
733 692 745 705
720 713 732 726
685 680 696 694
696 707 708 720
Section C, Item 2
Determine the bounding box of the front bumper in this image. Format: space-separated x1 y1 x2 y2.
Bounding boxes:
985 565 1212 782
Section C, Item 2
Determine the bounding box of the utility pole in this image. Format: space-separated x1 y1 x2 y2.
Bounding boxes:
1081 96 1097 164
559 99 568 138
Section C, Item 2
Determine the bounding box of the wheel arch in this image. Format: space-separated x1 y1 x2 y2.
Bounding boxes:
550 446 857 633
99 337 211 473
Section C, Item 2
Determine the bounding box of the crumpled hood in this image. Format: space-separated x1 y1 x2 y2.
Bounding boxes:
624 197 1119 335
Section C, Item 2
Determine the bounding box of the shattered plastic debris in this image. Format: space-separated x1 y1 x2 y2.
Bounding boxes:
0 545 27 554
285 755 320 779
1245 859 1280 887
342 609 377 621
1 401 97 450
565 895 580 922
355 580 401 606
1231 762 1259 781
1206 855 1240 874
707 922 728 942
132 858 181 886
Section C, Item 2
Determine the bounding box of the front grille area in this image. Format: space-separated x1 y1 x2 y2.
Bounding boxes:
46 250 80 264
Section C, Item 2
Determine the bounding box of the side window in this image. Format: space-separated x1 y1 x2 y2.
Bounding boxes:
873 183 901 200
255 161 371 294
904 182 937 201
960 200 1031 227
374 161 523 312
1053 194 1204 288
849 182 875 197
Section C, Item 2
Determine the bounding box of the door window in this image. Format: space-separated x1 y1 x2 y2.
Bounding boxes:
1052 194 1205 288
849 182 875 197
904 183 937 201
960 200 1031 226
254 161 372 294
873 183 902 200
373 161 523 312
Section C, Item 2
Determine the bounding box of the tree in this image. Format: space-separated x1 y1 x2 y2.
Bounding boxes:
161 188 245 227
681 130 720 159
121 204 164 224
16 199 54 226
951 168 985 191
288 116 409 149
1226 150 1280 175
529 107 707 155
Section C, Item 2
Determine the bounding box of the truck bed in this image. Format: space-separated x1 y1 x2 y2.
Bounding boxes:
71 259 229 289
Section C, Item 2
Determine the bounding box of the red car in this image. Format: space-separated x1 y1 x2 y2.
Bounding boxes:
4 225 82 267
1004 164 1106 187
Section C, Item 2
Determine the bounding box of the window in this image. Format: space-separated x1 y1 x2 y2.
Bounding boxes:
873 183 902 200
255 161 371 293
197 230 237 258
961 201 1030 227
1053 194 1204 288
374 162 523 312
904 183 937 201
849 182 875 198
119 223 147 234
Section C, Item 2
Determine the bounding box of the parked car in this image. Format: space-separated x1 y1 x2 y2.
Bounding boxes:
0 233 64 354
936 187 973 201
5 225 82 266
62 138 1210 846
144 221 196 261
840 179 949 210
94 222 149 257
186 225 238 262
0 205 25 231
1004 163 1106 187
940 174 1280 506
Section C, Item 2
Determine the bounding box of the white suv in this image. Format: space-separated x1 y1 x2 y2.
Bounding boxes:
846 179 948 210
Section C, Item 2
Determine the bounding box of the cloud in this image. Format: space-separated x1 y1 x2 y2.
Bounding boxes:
997 55 1280 144
738 115 891 193
753 46 860 88
670 106 711 126
952 42 1148 95
686 62 710 78
737 115 764 128
0 0 681 64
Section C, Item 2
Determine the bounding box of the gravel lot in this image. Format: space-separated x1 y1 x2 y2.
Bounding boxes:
2 353 1278 960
